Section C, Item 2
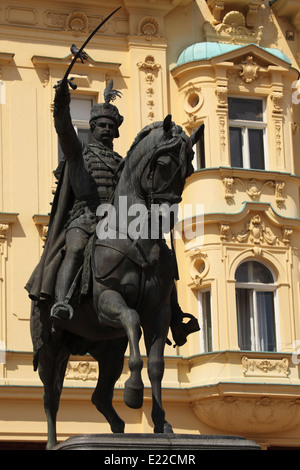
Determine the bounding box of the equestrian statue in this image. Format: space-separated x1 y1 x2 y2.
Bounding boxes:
25 8 203 450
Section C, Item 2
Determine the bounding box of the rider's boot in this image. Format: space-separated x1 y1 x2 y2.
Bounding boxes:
50 301 74 341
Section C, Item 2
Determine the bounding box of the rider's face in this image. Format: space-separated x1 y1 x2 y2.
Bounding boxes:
92 117 116 147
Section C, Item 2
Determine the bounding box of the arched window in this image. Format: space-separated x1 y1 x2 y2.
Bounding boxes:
235 261 277 352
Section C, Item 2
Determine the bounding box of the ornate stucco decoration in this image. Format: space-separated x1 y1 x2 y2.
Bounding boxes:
0 213 18 241
222 177 286 208
203 11 263 45
206 0 263 28
271 91 284 114
0 224 9 240
137 55 161 123
223 177 235 203
234 178 274 200
239 55 260 83
43 9 126 36
65 360 98 381
45 10 90 36
282 227 293 246
232 215 278 245
220 215 293 249
275 181 285 208
138 17 160 41
137 55 161 71
220 223 230 242
192 395 300 434
66 11 89 36
184 83 203 123
242 356 290 377
187 251 209 287
33 214 50 248
215 85 228 107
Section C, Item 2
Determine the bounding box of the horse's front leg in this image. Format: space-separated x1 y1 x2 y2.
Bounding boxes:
97 289 144 409
144 304 174 433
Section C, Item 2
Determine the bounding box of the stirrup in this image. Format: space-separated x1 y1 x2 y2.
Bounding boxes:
50 301 74 321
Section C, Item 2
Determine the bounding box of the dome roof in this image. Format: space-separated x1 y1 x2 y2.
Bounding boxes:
176 42 292 67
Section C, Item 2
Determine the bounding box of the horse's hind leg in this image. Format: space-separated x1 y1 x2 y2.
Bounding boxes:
144 305 174 434
37 341 69 449
89 337 128 433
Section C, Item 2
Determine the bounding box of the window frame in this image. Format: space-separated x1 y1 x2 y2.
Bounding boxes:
228 96 268 170
235 261 278 352
58 95 94 161
70 96 94 143
198 288 213 353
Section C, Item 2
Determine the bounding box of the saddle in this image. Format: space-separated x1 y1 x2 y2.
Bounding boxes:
92 235 161 282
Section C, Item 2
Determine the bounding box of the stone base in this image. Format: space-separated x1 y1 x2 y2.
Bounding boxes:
53 433 261 451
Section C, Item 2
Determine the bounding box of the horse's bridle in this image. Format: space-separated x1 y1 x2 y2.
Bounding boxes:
143 138 185 208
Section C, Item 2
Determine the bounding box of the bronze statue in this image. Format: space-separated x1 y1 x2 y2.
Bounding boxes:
25 9 203 450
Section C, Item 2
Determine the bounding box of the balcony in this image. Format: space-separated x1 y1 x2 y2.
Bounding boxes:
186 350 300 436
181 167 300 221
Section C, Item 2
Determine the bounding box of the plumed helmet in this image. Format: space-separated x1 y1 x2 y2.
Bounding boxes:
89 80 123 138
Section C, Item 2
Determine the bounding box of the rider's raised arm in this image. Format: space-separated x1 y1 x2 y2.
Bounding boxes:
53 81 82 160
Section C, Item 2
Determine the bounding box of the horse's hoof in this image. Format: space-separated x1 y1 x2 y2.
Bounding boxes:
111 421 125 433
154 422 174 433
124 380 144 409
163 422 174 433
46 440 58 450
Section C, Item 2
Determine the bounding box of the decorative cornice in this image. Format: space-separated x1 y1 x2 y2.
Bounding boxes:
0 213 18 244
33 214 49 243
0 212 19 225
0 53 15 65
31 54 120 72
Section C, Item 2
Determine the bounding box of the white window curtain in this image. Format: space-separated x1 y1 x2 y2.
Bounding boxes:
236 261 276 352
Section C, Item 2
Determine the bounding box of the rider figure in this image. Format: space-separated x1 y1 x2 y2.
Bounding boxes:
50 79 123 323
50 79 199 347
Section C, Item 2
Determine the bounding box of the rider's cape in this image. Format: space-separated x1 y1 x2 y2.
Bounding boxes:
25 158 74 367
25 158 74 302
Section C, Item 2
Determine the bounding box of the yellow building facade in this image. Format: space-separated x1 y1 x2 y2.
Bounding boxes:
1 0 300 450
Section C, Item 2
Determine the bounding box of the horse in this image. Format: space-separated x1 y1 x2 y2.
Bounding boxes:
32 115 202 449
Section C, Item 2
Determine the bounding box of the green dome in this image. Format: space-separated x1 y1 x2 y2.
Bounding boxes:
176 42 292 67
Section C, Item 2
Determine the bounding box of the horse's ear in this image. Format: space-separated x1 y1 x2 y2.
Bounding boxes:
163 114 172 134
190 124 204 147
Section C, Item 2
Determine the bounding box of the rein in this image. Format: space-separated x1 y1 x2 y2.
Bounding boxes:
92 130 185 302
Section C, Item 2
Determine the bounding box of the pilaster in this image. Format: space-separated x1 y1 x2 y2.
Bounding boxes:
0 212 18 375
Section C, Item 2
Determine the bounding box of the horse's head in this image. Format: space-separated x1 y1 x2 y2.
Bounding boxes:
140 115 203 208
116 115 203 236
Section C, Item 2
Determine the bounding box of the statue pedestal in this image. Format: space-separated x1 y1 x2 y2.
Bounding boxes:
53 433 261 451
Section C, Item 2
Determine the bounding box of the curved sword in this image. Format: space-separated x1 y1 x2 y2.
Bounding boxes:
55 6 122 89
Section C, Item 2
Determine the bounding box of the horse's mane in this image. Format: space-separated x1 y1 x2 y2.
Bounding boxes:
125 121 185 160
118 120 194 185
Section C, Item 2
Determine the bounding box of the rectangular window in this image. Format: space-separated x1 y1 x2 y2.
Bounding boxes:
199 290 213 353
192 125 205 170
236 288 276 352
228 97 267 170
58 96 93 161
